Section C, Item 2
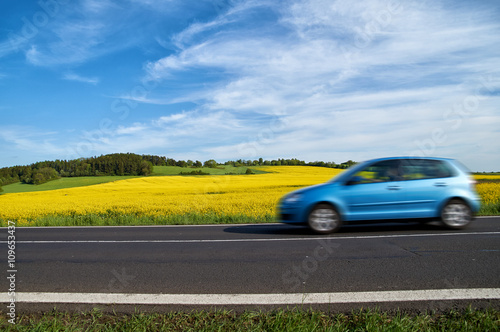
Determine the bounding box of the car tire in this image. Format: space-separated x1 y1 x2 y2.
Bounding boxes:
308 203 342 234
440 199 472 229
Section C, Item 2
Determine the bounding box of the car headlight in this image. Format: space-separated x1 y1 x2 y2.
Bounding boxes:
284 193 302 204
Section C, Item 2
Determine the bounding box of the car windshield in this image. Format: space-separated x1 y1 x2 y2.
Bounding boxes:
329 160 370 183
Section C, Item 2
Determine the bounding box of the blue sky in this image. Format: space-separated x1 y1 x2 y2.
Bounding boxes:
1 0 499 171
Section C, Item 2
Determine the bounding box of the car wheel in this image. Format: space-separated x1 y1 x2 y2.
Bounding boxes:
308 204 341 234
441 199 472 229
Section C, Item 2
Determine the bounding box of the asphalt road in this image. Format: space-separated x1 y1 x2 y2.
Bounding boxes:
1 217 499 312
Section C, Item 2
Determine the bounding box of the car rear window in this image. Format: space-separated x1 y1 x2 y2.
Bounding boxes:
400 159 455 180
450 159 472 175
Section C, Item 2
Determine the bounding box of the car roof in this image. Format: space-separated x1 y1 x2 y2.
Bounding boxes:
364 156 454 163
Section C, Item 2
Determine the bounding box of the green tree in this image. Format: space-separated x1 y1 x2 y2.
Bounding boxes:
27 167 60 185
204 159 218 168
139 160 153 175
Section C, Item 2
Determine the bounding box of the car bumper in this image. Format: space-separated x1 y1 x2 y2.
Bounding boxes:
277 205 304 224
470 197 481 213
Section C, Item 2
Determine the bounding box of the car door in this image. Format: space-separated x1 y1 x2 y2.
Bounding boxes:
340 160 407 221
401 159 454 218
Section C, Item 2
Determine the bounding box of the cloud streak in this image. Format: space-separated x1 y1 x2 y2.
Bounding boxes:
62 72 99 85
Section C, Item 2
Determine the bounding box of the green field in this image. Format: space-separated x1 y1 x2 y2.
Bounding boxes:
0 176 139 194
0 166 264 194
0 176 140 194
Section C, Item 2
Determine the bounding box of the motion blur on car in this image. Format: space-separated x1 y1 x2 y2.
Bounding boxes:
278 157 480 234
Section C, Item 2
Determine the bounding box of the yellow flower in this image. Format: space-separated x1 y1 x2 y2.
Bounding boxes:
0 167 341 222
477 182 500 205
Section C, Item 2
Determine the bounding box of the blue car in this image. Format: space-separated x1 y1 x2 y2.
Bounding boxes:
278 157 481 234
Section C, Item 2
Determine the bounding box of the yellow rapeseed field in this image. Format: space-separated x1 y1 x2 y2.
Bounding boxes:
474 174 500 181
0 167 498 225
476 182 500 205
474 174 500 205
0 167 341 225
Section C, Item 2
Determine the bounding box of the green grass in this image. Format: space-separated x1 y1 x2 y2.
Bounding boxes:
0 213 275 227
0 307 498 331
479 202 500 216
0 176 140 194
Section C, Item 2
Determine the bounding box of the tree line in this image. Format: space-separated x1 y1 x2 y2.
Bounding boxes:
0 153 153 188
141 156 356 169
222 158 356 168
0 154 356 190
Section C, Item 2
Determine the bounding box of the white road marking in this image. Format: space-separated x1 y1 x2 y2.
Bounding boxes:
2 231 499 244
2 289 499 305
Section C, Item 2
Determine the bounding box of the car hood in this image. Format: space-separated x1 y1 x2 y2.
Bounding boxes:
289 182 334 196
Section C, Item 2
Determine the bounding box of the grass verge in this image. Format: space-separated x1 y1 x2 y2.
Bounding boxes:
479 202 500 216
1 213 276 227
0 307 498 331
2 205 498 227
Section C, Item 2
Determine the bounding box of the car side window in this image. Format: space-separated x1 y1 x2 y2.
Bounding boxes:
400 159 454 180
349 160 403 184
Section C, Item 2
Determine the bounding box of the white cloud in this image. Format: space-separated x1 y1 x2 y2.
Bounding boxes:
74 109 249 159
25 45 41 65
81 0 119 13
155 113 188 124
115 124 149 135
18 0 141 66
138 0 500 170
0 39 22 58
0 126 68 166
63 72 99 85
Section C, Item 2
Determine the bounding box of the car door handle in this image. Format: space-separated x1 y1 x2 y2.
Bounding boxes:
387 185 401 190
434 182 447 187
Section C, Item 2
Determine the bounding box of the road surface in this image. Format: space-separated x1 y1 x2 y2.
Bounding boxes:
1 217 499 312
